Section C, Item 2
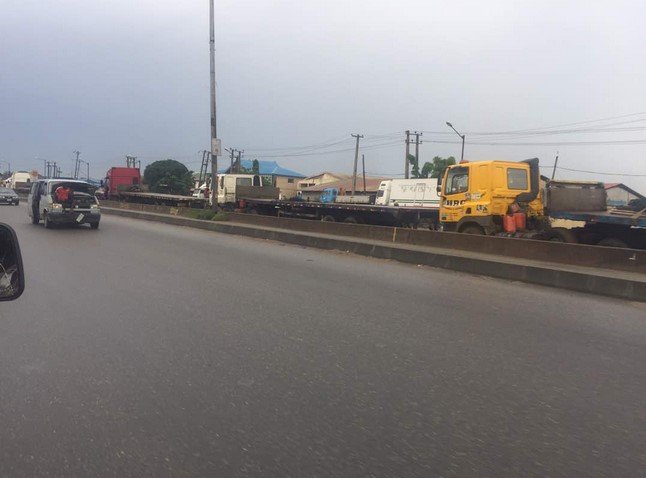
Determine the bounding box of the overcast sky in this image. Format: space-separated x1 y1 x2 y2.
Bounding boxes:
1 0 644 191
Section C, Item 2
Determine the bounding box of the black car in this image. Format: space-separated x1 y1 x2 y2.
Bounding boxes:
0 187 19 206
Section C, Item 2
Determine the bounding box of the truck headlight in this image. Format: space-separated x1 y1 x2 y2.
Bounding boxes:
51 203 63 211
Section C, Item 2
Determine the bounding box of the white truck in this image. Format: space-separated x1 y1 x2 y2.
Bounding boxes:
375 178 440 208
193 174 279 208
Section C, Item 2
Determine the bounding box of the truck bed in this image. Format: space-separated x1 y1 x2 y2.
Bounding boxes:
240 198 438 213
550 207 646 228
119 191 207 206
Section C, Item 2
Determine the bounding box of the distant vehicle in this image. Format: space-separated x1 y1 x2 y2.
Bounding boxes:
213 173 278 209
0 187 19 206
6 171 38 194
101 165 208 208
27 179 101 229
375 178 440 207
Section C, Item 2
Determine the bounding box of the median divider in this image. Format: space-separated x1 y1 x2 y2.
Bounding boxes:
101 203 646 301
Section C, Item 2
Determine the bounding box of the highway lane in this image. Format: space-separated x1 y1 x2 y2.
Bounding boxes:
1 203 645 476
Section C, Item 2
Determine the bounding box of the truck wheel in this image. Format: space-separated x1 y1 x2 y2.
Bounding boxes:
460 224 484 235
548 227 578 244
343 216 358 224
597 238 628 248
90 222 100 230
321 215 336 222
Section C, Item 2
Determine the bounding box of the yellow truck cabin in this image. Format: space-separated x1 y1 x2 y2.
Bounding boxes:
439 158 544 234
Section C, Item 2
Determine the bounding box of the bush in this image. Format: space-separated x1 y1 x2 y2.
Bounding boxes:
183 209 230 221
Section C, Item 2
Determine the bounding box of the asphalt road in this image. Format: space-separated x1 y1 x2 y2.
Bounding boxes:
1 203 645 477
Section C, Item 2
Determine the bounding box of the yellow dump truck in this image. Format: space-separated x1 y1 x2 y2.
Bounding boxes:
439 158 645 249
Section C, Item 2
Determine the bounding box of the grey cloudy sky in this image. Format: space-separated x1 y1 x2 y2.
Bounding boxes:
1 0 644 191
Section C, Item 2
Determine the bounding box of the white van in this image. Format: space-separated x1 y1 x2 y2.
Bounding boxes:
27 179 101 229
375 178 440 208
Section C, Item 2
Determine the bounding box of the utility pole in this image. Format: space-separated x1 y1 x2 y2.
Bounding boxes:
73 151 80 179
361 154 366 193
224 148 235 172
350 133 363 196
404 130 410 179
551 151 559 180
209 0 220 211
235 150 243 173
413 131 422 177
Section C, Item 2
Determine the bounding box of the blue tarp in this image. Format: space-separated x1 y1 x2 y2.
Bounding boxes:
219 159 305 178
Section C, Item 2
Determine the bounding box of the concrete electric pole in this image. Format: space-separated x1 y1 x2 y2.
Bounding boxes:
209 0 221 211
351 133 363 196
413 131 423 175
404 130 410 179
74 151 81 179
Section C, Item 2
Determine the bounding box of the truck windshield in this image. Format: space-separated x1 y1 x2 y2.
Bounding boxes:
444 167 469 195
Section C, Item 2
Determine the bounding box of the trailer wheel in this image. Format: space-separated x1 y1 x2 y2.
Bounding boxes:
416 219 435 230
321 215 336 222
597 237 628 248
547 227 578 244
460 224 484 235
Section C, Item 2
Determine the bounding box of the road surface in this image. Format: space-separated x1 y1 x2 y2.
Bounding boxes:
1 203 645 476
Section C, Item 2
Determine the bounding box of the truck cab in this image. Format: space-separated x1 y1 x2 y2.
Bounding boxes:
439 158 544 234
216 174 263 205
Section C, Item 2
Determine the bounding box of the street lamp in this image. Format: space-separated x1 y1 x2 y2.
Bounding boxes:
446 122 465 162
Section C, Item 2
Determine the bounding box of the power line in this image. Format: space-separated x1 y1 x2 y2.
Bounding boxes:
538 165 646 177
426 138 646 146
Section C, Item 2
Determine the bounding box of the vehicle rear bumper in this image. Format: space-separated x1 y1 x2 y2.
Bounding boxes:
48 210 101 225
0 198 18 204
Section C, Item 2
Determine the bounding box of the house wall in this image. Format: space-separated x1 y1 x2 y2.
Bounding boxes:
606 187 640 206
275 176 299 199
297 173 342 190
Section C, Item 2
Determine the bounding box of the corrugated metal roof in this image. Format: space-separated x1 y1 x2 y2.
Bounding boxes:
220 159 305 178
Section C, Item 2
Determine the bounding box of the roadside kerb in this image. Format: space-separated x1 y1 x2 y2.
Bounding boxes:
102 206 646 301
99 200 645 274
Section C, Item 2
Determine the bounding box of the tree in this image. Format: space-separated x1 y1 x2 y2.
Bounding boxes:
408 155 457 179
408 154 420 178
252 159 260 175
428 156 457 179
143 159 193 195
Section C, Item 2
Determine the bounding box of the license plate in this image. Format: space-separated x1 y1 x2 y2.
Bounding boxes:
76 213 85 223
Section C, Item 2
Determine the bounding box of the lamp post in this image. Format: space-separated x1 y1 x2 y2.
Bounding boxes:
446 122 465 161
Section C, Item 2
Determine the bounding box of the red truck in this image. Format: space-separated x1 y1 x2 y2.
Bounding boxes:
99 166 206 207
102 167 142 199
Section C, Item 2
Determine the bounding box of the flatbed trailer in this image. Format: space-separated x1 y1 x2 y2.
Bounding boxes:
239 197 439 228
119 191 207 208
549 207 646 249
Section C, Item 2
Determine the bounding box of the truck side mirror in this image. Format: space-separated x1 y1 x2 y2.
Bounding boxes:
0 223 25 301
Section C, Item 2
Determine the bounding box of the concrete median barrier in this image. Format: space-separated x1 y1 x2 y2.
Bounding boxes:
101 206 646 301
99 200 645 274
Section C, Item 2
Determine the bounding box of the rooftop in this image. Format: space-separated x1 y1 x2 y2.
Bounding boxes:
219 159 305 178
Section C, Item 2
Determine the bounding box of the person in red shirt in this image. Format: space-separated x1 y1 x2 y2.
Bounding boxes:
54 185 73 207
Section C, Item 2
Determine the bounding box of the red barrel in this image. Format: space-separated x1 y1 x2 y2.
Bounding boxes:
513 212 527 230
503 214 517 233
